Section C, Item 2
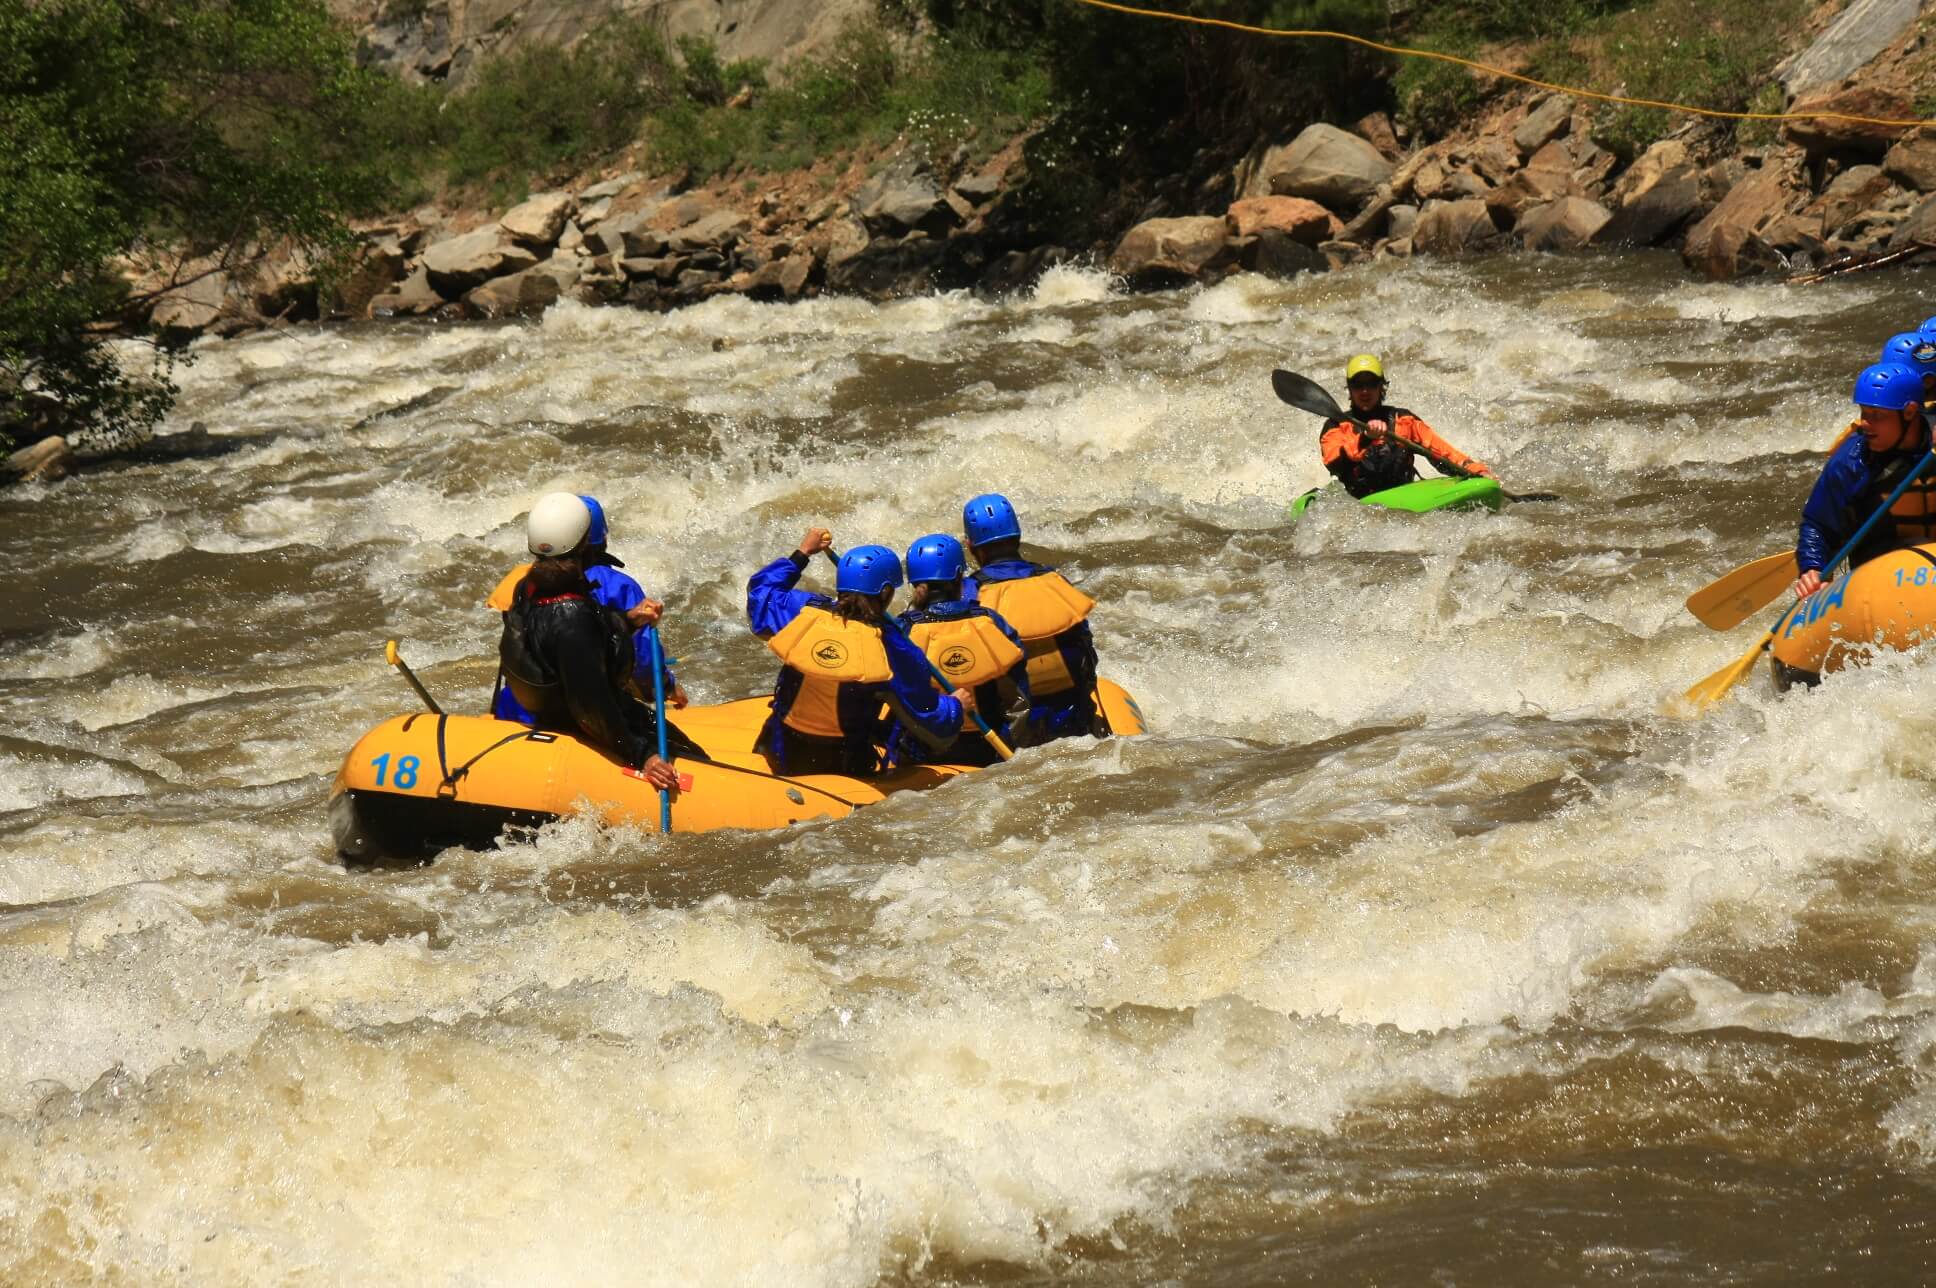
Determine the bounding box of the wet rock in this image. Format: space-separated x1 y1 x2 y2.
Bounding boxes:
1387 204 1419 240
746 252 815 299
1682 166 1797 277
675 268 720 291
5 435 73 483
499 190 574 246
1411 199 1502 256
1108 215 1232 280
1339 183 1396 242
820 216 872 274
823 232 948 295
1513 94 1574 158
464 267 560 318
1443 170 1493 200
367 264 444 318
1516 196 1611 251
420 227 539 295
1224 196 1333 244
1883 132 1936 192
1593 164 1702 247
1253 123 1394 212
327 241 407 319
1782 88 1914 159
669 209 752 254
1778 0 1920 100
1241 229 1326 279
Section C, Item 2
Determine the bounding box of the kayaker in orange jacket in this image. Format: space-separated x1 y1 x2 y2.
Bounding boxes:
1319 354 1494 498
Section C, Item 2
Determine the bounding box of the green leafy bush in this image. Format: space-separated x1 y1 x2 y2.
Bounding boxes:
2 0 392 449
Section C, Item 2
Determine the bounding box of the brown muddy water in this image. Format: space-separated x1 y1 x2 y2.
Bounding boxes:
3 253 1935 1283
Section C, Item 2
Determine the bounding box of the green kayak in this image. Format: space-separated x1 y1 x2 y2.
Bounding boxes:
1289 476 1505 520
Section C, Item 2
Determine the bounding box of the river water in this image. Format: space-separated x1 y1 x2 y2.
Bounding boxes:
3 253 1934 1283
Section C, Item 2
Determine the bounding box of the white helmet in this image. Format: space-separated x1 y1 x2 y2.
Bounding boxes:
527 491 591 556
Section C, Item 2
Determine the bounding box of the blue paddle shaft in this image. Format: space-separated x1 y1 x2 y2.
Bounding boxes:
649 627 671 834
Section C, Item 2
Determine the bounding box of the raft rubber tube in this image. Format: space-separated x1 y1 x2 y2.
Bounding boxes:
1289 476 1504 520
1769 543 1936 690
329 680 1148 859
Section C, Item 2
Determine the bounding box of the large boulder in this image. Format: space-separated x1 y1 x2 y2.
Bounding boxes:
1224 196 1333 244
1253 123 1393 212
745 251 816 300
1108 215 1232 280
1594 160 1702 248
1778 0 1920 99
1516 197 1611 251
499 191 574 246
1681 166 1797 278
852 150 949 234
464 267 561 318
420 227 540 295
1782 88 1914 159
1883 132 1936 192
1410 199 1501 256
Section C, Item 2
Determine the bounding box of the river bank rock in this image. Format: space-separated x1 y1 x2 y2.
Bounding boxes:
1516 197 1611 251
421 227 540 295
500 190 575 245
1412 199 1502 256
1224 196 1333 244
1250 123 1393 213
1108 216 1234 282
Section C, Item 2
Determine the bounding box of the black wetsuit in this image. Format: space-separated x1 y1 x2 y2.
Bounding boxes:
498 578 704 764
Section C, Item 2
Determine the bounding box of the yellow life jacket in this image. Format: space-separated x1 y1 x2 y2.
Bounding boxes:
906 613 1025 729
974 572 1094 695
764 604 893 738
487 563 531 612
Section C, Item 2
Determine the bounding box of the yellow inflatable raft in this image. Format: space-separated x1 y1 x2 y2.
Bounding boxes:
1770 544 1936 689
328 680 1147 859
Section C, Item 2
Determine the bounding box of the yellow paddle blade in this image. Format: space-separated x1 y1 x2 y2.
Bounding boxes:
385 638 401 667
1677 629 1775 714
1684 552 1798 631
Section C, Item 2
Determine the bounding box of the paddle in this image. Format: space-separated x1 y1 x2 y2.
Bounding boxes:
385 639 444 715
1680 445 1936 713
1684 551 1799 631
1270 368 1561 503
822 548 1015 762
649 627 672 833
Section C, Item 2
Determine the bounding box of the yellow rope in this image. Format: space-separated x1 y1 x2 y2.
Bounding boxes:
1069 0 1936 130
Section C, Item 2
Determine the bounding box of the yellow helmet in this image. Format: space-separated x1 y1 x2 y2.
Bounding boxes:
1345 353 1385 383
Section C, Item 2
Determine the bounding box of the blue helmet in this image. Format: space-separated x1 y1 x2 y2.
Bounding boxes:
905 533 966 584
1884 331 1936 374
962 493 1021 546
1852 361 1924 411
1920 315 1936 337
835 544 904 595
578 495 609 546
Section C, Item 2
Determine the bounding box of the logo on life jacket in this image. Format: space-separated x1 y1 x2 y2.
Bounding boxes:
811 639 850 669
938 646 977 676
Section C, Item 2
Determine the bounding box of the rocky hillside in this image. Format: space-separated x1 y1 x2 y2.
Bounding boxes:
128 0 1936 347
